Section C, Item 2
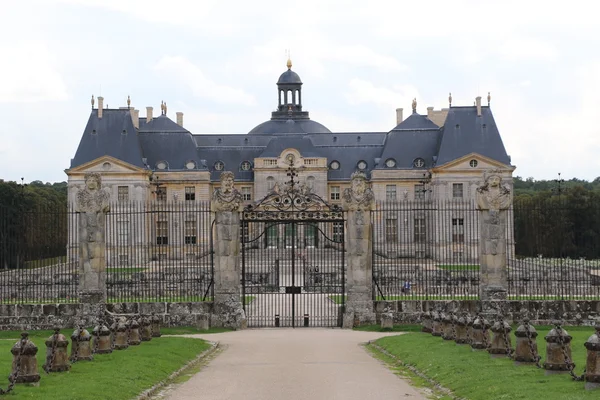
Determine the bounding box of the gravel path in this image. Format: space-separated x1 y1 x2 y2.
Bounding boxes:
163 329 426 400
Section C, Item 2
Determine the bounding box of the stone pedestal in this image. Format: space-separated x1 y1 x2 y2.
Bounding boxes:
210 172 247 330
76 173 110 303
381 309 394 330
476 171 512 301
584 323 600 387
342 172 376 327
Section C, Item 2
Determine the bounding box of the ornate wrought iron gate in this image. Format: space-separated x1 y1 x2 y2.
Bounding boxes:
241 166 345 328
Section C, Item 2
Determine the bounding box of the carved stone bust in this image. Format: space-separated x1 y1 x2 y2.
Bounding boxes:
476 170 512 212
212 171 243 212
342 171 374 211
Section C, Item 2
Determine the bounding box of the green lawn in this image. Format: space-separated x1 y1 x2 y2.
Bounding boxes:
437 264 480 271
371 325 595 400
0 335 211 400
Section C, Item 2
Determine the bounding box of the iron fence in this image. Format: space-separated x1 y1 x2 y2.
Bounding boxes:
0 203 78 304
372 200 481 300
0 201 214 304
508 197 600 299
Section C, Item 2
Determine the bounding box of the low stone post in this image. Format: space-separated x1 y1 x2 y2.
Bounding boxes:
128 318 141 345
455 315 468 344
488 318 513 357
140 316 152 341
151 313 162 337
92 324 112 354
442 312 455 341
342 171 376 327
381 306 394 330
465 314 474 344
471 315 491 350
211 171 247 329
543 322 574 374
114 319 129 350
514 319 540 365
476 171 512 301
70 325 93 362
11 332 40 383
421 310 433 333
584 322 600 390
43 328 71 372
431 311 443 337
76 172 110 304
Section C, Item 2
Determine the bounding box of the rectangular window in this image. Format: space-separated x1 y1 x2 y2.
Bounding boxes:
414 184 425 200
266 224 277 247
452 218 465 243
118 186 129 203
118 254 129 265
453 251 464 261
241 223 250 244
385 218 398 243
333 222 344 243
184 220 197 244
117 221 129 245
185 186 195 201
414 218 426 243
186 253 196 261
242 187 252 201
156 187 167 202
452 183 464 198
386 185 397 201
156 220 168 245
330 186 340 201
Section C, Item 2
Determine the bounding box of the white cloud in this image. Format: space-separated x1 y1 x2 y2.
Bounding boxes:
345 79 419 110
0 41 69 103
154 56 256 106
497 37 558 61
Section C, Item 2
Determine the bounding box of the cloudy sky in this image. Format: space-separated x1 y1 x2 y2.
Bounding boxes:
1 0 599 183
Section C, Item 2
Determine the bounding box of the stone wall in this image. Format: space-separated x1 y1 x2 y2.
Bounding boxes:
374 300 600 326
0 302 213 331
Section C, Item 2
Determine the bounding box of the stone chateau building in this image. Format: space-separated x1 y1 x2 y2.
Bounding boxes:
66 60 514 264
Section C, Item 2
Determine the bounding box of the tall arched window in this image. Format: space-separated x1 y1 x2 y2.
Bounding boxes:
267 176 275 191
306 176 315 190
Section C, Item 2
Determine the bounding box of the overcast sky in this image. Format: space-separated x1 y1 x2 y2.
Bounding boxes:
1 0 599 183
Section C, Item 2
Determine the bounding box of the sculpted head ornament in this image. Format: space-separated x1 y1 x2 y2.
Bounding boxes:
84 172 102 191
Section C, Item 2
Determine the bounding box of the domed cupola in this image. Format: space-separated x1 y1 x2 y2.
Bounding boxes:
248 59 331 135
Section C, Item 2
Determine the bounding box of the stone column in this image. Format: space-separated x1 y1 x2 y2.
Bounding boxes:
210 171 247 329
76 172 110 304
476 170 512 301
342 171 376 327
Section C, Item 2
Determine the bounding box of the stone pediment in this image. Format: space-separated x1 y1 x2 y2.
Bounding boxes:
66 156 149 176
432 153 514 173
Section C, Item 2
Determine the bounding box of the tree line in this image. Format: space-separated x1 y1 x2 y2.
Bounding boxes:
0 180 68 269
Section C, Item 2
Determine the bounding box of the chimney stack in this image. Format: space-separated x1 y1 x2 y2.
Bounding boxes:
475 96 482 117
97 96 104 119
132 109 139 129
396 108 403 125
146 106 153 123
176 112 184 127
427 106 434 119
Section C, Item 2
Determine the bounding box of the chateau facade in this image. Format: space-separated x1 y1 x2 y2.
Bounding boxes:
66 60 515 265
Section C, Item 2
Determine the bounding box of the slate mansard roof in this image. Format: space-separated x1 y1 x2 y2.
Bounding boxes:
69 67 512 181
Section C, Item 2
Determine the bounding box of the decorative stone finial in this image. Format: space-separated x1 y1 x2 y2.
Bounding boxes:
211 171 243 212
412 98 417 113
164 101 167 115
448 92 452 107
127 95 131 109
91 94 95 109
487 91 491 106
160 100 165 115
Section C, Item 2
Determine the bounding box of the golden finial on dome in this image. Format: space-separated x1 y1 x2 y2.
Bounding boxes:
286 49 292 70
448 92 452 107
91 94 95 109
487 91 491 106
127 95 131 109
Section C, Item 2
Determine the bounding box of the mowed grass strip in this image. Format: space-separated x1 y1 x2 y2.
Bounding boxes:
0 335 211 400
373 326 595 400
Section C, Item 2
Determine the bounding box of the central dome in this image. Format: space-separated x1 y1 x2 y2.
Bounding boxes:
249 119 331 135
277 70 302 84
